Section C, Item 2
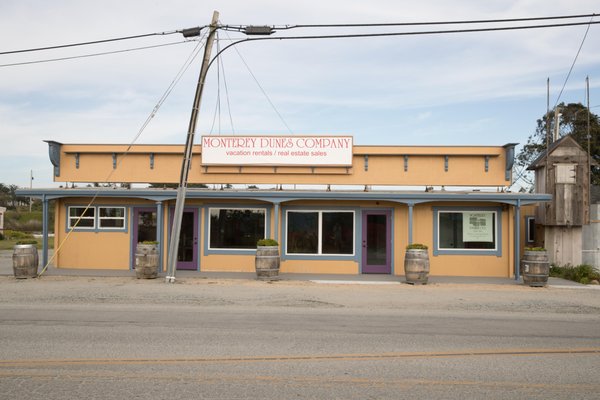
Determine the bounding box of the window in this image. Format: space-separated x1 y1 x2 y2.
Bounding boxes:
555 163 576 184
98 207 126 229
526 217 535 243
67 205 128 231
434 208 500 256
286 210 354 256
68 206 95 229
209 208 266 250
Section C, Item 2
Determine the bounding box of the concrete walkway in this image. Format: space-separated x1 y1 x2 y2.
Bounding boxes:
0 249 594 288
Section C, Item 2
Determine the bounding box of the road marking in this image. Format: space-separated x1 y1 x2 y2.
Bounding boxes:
1 347 598 367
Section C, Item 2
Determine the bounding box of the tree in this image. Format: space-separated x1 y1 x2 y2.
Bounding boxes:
515 102 600 189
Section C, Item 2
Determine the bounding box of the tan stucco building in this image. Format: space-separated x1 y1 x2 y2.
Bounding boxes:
20 136 550 278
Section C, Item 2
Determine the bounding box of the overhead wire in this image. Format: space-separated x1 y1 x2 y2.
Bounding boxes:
0 40 191 68
221 13 599 31
221 28 294 134
0 28 201 55
37 32 208 276
218 32 237 135
553 15 595 107
209 33 222 134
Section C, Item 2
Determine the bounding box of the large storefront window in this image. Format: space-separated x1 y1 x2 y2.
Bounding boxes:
209 208 266 250
286 210 354 255
434 208 501 256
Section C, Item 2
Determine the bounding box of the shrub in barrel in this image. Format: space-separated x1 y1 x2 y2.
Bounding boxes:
13 240 39 279
255 239 280 280
135 241 159 279
521 247 549 287
404 243 429 285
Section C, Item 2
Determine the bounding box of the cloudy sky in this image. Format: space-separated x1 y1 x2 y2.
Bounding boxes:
1 0 599 188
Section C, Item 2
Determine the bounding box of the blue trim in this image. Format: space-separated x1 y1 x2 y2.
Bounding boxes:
18 187 552 207
203 203 272 256
65 204 129 233
156 202 164 272
42 195 49 269
407 203 414 244
432 206 502 256
514 200 521 280
273 203 280 243
281 206 359 262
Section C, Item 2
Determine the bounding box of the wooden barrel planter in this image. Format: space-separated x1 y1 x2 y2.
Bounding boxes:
404 245 430 285
135 242 159 279
13 243 39 279
521 249 549 287
255 239 280 280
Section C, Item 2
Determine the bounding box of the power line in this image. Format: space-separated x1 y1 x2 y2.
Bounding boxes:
210 20 600 70
554 15 595 107
0 30 189 56
0 40 193 68
221 12 599 32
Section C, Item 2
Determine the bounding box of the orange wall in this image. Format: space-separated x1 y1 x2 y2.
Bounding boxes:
54 143 510 187
52 197 518 277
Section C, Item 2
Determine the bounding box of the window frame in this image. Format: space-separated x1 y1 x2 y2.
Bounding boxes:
433 206 502 256
66 205 128 232
67 206 96 230
98 206 127 230
203 205 271 255
284 208 357 259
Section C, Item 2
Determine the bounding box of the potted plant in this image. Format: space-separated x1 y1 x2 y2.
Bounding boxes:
404 243 429 285
13 240 39 279
255 238 280 280
521 247 549 287
135 241 159 279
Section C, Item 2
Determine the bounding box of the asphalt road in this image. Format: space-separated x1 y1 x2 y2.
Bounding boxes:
1 277 599 399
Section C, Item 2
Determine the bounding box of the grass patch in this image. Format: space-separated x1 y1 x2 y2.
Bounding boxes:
0 236 54 251
550 264 600 285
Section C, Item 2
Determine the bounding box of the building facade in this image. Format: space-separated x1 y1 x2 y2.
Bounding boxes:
20 136 550 278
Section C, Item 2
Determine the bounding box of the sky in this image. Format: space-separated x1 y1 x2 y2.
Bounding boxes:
0 0 599 189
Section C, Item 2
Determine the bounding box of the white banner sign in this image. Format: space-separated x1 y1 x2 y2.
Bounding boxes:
201 136 353 166
462 212 493 242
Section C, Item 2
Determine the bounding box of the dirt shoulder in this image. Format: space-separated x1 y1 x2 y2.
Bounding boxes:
1 275 599 317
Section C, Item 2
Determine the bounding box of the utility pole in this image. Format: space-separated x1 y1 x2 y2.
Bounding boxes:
165 10 220 283
29 169 33 212
553 106 562 142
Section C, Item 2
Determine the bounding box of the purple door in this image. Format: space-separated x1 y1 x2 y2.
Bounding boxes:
361 210 392 274
169 208 199 271
132 207 158 269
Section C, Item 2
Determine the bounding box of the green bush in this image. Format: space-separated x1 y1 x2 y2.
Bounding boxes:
550 264 600 284
2 230 34 240
16 240 38 245
524 247 546 251
406 243 428 250
0 232 4 240
257 238 279 246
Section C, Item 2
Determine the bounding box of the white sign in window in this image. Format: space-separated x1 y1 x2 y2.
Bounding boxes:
462 212 494 243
